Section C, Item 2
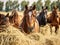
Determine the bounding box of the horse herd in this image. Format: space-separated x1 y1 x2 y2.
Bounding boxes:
0 5 60 34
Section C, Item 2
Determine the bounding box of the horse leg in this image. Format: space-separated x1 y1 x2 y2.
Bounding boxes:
50 25 52 34
55 25 59 34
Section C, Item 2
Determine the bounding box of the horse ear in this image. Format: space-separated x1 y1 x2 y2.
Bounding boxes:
42 6 44 9
25 5 28 10
6 13 9 17
32 5 36 10
46 6 48 9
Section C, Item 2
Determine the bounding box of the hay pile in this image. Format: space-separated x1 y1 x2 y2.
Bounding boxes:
0 25 60 45
0 25 41 45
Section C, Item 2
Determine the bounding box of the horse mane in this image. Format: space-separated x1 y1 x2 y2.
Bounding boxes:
24 9 30 25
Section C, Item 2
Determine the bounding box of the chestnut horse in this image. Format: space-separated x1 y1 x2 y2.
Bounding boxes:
9 10 23 28
21 5 39 34
47 6 59 34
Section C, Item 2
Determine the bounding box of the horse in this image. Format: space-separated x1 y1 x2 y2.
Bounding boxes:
0 13 10 32
37 6 47 26
47 6 59 34
0 13 10 26
9 10 23 28
0 13 10 29
21 5 39 34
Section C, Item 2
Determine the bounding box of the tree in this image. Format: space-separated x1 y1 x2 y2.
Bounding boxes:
56 0 60 10
21 0 29 11
11 0 19 10
45 0 51 11
32 2 37 9
5 0 12 11
36 0 42 11
5 0 19 12
51 1 57 10
0 1 4 11
32 2 36 6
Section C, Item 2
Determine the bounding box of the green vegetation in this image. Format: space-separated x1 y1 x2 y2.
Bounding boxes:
0 0 60 11
45 0 51 11
5 0 19 12
0 1 4 11
21 0 29 11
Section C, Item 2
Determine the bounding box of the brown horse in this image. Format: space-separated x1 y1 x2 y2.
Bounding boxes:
21 5 39 34
0 13 10 26
9 10 23 28
47 6 59 34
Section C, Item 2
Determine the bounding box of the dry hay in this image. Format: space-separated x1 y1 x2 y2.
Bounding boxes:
0 24 60 45
0 25 42 45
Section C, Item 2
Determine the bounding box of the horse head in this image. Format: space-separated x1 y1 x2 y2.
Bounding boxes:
10 10 20 27
0 13 10 26
21 5 39 33
24 5 36 28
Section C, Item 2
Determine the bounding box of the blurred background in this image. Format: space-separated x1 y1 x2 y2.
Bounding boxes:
0 0 60 12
